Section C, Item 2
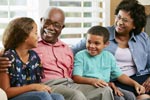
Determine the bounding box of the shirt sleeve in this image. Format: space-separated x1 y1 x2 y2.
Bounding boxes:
147 36 150 70
109 54 122 80
73 52 84 76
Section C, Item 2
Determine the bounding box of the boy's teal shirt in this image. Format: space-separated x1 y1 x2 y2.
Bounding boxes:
73 50 122 82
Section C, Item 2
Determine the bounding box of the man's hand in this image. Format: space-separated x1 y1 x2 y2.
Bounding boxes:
142 77 150 93
0 50 11 72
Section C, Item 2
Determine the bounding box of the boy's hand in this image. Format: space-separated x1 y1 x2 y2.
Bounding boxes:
91 79 108 87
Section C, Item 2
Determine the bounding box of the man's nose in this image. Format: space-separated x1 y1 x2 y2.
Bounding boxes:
47 24 55 30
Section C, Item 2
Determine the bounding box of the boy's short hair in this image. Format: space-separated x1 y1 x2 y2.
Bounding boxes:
87 25 109 43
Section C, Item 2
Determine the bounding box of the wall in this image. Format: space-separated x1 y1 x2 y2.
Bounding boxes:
110 0 121 25
110 0 150 25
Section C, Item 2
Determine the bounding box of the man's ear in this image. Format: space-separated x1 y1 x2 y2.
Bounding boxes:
104 41 110 48
40 17 45 28
40 17 44 23
62 25 65 28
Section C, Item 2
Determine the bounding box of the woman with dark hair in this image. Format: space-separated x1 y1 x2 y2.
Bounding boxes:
72 0 150 99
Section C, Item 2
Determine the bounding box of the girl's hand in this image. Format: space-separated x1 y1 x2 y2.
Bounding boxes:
31 84 51 93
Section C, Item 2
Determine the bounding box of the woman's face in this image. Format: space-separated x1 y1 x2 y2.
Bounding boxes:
115 10 135 35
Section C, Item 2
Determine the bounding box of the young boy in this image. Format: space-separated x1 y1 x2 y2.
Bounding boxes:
72 25 145 100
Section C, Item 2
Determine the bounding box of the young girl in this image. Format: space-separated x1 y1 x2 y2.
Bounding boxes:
0 17 64 100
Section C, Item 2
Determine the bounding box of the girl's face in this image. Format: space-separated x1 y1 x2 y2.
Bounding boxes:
25 23 38 48
115 10 135 35
86 34 108 56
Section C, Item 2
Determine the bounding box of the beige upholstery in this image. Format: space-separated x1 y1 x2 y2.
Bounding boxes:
0 88 7 100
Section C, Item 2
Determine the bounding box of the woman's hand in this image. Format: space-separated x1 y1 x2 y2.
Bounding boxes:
135 84 145 95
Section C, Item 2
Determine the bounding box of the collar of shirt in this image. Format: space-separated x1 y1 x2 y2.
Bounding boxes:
38 39 65 47
108 25 136 42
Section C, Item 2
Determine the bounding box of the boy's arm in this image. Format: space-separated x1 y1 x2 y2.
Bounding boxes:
108 82 123 96
73 75 108 87
117 74 145 95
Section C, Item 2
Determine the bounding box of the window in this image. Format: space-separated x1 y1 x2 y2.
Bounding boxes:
48 0 110 46
0 0 110 48
0 0 39 48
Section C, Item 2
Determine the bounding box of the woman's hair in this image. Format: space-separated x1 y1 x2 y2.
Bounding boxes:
87 25 109 43
2 17 35 50
115 0 146 35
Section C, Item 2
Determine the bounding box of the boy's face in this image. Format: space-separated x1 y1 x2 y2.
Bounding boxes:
86 34 108 56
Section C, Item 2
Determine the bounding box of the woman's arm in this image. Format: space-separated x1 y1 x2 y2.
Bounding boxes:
0 72 51 98
117 74 145 95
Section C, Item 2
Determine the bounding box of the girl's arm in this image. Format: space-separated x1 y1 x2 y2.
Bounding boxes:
73 75 108 87
0 72 51 98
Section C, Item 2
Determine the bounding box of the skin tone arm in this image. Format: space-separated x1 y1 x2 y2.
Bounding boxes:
73 75 108 87
0 72 51 98
117 74 145 95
